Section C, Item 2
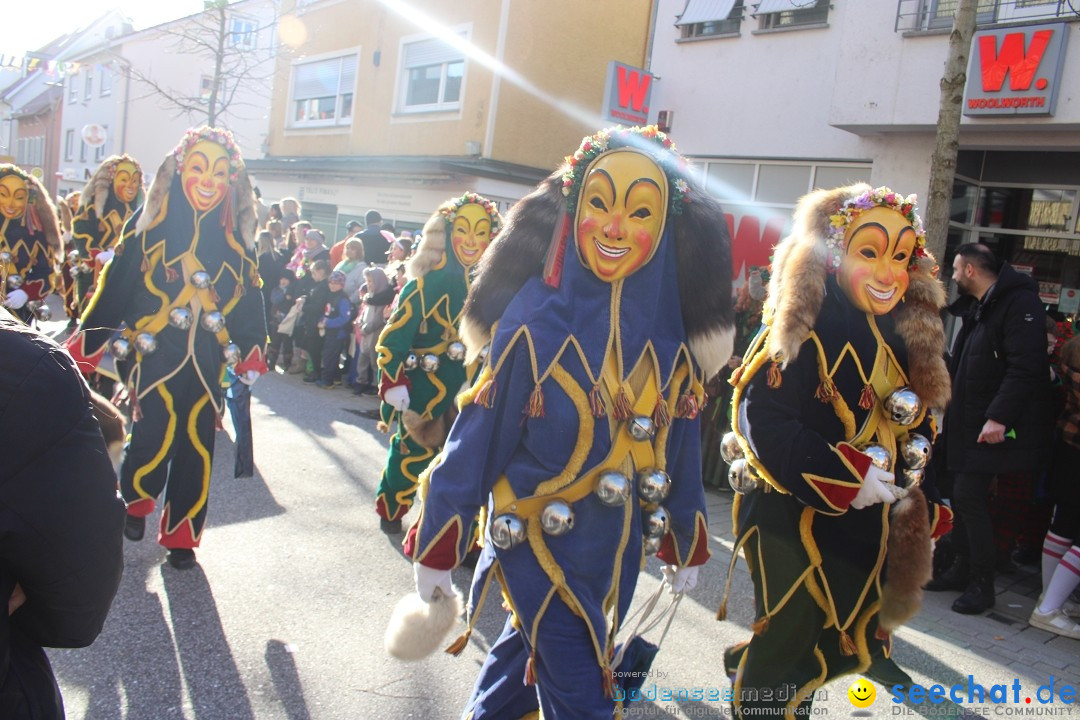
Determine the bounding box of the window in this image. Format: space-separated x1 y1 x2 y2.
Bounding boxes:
290 53 357 127
64 129 75 161
80 140 88 163
677 0 744 38
84 69 93 100
398 33 466 113
755 0 829 29
100 68 112 96
200 76 213 103
94 126 108 162
68 75 78 103
230 17 257 50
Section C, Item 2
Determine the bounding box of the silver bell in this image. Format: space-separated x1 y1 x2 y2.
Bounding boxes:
643 534 662 556
421 353 440 373
643 506 670 538
403 353 419 370
134 332 158 355
201 311 226 333
628 415 656 442
110 337 132 359
637 468 672 504
489 513 527 550
540 500 575 536
190 270 212 289
446 341 466 362
594 470 632 507
884 386 922 426
26 300 41 313
7 273 23 289
34 303 51 322
727 458 761 494
223 343 242 366
860 443 892 471
0 250 11 264
900 433 932 470
168 307 194 330
67 250 80 264
720 431 744 464
901 468 925 487
478 344 490 363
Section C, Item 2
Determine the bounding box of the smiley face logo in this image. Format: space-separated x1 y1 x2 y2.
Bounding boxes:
847 677 876 708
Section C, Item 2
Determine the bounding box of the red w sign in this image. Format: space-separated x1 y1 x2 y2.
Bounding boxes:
978 29 1053 92
964 23 1067 117
617 66 651 114
602 61 654 125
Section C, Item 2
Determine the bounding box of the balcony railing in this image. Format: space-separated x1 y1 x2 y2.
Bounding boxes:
896 0 1080 32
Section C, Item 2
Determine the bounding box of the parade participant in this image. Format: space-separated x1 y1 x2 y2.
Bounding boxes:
65 126 268 570
402 126 734 719
721 184 954 716
71 154 144 316
58 190 82 322
0 164 59 324
374 192 503 534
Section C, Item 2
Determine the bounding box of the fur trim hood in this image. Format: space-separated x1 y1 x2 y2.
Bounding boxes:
765 183 950 409
82 154 144 218
406 212 449 281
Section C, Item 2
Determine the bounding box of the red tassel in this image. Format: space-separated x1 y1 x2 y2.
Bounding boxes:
675 391 699 419
164 266 179 283
859 382 876 410
542 211 572 289
750 615 770 635
652 397 670 428
839 631 857 656
814 377 837 403
473 378 496 408
589 384 605 418
613 387 633 421
767 361 782 389
525 383 545 418
524 652 537 686
444 629 471 656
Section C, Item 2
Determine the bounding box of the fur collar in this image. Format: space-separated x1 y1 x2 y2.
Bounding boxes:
406 212 447 281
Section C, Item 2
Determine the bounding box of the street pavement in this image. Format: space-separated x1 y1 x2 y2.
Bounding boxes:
34 312 1080 719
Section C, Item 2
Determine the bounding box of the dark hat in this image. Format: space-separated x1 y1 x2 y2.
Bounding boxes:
346 220 362 230
329 270 347 284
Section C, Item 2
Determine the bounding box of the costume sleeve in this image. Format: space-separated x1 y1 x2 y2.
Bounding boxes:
376 279 423 389
230 249 269 376
986 293 1050 430
20 240 55 302
739 346 870 516
655 407 711 568
405 341 532 569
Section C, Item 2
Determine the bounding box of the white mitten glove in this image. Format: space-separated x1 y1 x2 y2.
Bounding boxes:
661 565 700 594
238 370 259 386
384 384 410 411
3 289 28 310
413 563 455 603
850 466 897 510
95 249 114 265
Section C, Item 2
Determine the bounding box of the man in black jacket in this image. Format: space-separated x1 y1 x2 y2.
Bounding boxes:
932 243 1054 613
357 209 390 265
0 307 125 719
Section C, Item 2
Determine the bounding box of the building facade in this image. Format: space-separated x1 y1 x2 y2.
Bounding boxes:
650 0 1080 314
248 0 656 239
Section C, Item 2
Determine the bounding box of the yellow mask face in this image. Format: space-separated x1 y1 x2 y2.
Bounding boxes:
112 161 141 204
180 140 230 213
574 149 666 283
450 202 493 267
838 206 916 315
0 174 29 220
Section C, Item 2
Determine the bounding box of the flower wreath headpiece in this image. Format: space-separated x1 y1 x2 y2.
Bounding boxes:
0 165 35 202
825 186 927 272
171 126 244 183
560 125 691 217
438 191 503 238
104 154 143 182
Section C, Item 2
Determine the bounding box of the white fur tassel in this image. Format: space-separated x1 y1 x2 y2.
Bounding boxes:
384 589 464 661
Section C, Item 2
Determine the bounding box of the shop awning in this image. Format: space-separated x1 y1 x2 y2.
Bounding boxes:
675 0 739 25
754 0 816 14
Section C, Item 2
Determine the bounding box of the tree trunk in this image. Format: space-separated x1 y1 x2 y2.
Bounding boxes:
208 4 227 126
924 0 979 264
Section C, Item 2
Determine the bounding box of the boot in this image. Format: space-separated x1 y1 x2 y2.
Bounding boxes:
925 555 969 592
952 574 995 614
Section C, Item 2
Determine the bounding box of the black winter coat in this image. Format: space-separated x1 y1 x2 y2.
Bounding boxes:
944 263 1055 475
0 309 125 719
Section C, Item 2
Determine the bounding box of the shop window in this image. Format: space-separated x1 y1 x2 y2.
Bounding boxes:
976 186 1077 233
290 53 357 127
706 162 755 202
756 164 811 204
950 181 978 225
813 166 872 191
398 31 467 113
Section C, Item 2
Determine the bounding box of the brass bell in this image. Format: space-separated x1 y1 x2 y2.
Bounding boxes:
403 353 419 370
901 468 925 487
900 433 932 470
446 341 466 362
190 270 212 289
201 311 226 333
628 416 656 442
420 353 440 373
134 332 158 355
860 443 892 471
169 307 194 330
884 387 922 426
7 274 23 289
636 468 672 504
540 501 575 536
594 470 631 507
223 343 242 366
643 534 662 556
110 337 132 359
643 506 670 538
489 513 526 550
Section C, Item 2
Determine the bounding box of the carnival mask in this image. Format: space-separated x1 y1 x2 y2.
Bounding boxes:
0 174 29 221
574 149 666 283
180 140 230 213
451 202 493 268
838 206 915 315
113 161 141 204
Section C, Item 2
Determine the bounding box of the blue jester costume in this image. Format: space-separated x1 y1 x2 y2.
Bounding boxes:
720 185 955 717
0 165 60 324
66 127 267 568
404 127 735 719
71 154 144 316
374 193 502 526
